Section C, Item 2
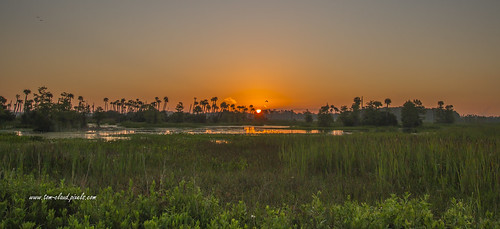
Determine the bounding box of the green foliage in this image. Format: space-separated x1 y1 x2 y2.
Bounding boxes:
1 172 498 228
317 104 334 127
361 100 398 126
304 110 313 124
0 96 15 128
143 107 162 124
338 97 363 126
435 101 456 124
0 126 499 227
15 87 87 131
279 126 500 215
401 99 426 128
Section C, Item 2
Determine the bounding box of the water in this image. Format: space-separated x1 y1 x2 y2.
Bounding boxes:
4 125 345 141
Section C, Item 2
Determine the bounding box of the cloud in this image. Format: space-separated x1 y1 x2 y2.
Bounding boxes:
223 97 237 105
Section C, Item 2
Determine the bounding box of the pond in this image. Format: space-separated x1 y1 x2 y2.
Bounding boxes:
3 125 346 141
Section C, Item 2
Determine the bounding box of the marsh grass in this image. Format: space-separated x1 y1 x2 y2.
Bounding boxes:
0 124 498 220
279 125 499 215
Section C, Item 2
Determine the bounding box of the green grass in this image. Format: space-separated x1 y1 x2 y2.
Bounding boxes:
0 124 499 227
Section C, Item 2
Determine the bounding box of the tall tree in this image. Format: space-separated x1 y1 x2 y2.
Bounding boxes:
103 98 109 111
318 104 334 127
200 99 209 113
437 101 444 109
14 94 21 113
154 97 161 111
175 102 184 113
401 100 426 128
220 102 228 111
67 93 74 109
192 97 197 114
77 96 84 112
120 98 126 113
162 96 169 111
210 97 218 112
435 101 455 124
384 98 392 109
23 89 31 112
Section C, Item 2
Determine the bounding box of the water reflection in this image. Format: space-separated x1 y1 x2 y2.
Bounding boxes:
211 139 230 144
5 125 345 140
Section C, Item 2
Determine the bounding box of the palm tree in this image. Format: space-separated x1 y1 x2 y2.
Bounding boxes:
103 98 109 111
120 98 126 113
384 98 392 119
220 102 228 111
154 97 161 111
200 99 209 113
23 89 31 112
437 101 444 109
175 102 184 113
68 93 74 109
210 97 218 112
384 98 392 109
14 94 21 113
193 105 202 114
17 99 23 113
192 97 197 114
77 96 84 112
162 96 169 111
353 97 362 110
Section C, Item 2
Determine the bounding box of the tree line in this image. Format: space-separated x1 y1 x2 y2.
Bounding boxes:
0 87 265 131
313 97 456 128
1 87 456 131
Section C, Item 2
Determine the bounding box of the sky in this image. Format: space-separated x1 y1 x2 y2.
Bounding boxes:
1 1 499 115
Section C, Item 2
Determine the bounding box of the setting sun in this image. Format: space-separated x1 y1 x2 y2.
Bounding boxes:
256 109 262 114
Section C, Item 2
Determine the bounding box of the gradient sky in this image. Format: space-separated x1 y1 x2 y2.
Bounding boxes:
1 1 499 115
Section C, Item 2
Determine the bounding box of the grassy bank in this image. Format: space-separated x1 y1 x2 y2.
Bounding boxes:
0 124 499 227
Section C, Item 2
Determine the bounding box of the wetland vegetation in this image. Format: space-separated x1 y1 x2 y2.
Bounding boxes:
1 124 499 228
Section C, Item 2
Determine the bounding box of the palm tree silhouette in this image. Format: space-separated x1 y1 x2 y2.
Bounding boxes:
384 98 391 109
154 97 161 111
437 101 444 109
200 99 209 113
192 97 197 114
13 94 21 113
67 93 74 109
23 89 31 112
120 98 126 113
220 102 228 111
104 98 109 111
210 97 218 112
163 96 169 111
77 96 84 112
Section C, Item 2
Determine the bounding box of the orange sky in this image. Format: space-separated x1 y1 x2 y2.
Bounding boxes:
1 1 499 115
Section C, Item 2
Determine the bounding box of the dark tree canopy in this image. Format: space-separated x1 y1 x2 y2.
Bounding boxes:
401 100 426 128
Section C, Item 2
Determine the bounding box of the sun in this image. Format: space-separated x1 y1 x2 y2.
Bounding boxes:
255 109 262 114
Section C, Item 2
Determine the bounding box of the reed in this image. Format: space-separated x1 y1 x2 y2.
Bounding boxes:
0 124 498 217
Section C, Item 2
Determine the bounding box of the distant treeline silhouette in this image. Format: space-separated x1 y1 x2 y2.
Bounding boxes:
0 86 460 131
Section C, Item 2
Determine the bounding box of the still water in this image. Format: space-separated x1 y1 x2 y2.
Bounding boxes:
6 125 345 141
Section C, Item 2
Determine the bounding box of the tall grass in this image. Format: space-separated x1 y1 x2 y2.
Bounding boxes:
0 124 498 217
279 125 499 214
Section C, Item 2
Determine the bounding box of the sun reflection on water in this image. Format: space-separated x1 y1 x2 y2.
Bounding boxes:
3 126 345 141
